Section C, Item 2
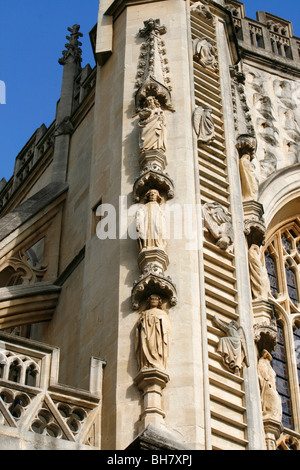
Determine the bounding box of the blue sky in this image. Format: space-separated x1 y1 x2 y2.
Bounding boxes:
0 0 300 182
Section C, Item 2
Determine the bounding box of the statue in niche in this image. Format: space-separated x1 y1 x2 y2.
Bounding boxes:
193 106 215 144
193 37 218 71
213 316 249 376
258 349 282 423
138 96 167 153
202 202 234 251
239 151 259 201
248 244 270 301
135 294 170 371
136 189 167 251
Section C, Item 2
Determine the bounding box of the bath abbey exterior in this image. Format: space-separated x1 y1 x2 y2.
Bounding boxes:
0 0 300 451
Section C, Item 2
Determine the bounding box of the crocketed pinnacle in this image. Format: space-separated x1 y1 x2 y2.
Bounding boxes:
58 24 83 66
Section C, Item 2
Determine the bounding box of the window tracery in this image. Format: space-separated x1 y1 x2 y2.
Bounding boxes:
263 218 300 437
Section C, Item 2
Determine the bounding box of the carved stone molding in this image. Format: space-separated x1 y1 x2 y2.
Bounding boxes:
137 248 169 274
139 149 167 171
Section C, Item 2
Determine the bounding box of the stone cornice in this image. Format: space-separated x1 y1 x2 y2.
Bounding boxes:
105 0 166 20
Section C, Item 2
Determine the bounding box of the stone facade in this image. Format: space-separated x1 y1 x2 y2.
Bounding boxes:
0 0 300 451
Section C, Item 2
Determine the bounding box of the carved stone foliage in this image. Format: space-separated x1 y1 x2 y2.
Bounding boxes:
193 37 218 71
213 316 249 376
257 349 282 424
202 202 234 252
193 106 215 144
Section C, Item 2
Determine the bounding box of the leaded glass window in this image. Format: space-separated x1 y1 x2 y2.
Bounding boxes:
272 323 294 429
264 218 300 435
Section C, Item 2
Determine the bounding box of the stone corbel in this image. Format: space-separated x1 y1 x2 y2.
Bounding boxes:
134 368 170 429
243 201 266 247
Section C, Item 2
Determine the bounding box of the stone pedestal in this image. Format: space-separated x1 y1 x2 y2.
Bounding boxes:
263 419 282 450
134 368 170 430
138 248 169 274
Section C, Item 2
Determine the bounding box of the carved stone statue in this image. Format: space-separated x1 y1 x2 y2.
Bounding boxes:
239 152 258 201
193 37 217 70
135 294 170 371
213 316 249 376
248 244 270 301
258 349 282 423
202 202 234 251
193 106 215 144
138 96 167 152
136 189 167 251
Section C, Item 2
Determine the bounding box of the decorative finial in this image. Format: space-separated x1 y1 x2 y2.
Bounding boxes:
59 24 83 66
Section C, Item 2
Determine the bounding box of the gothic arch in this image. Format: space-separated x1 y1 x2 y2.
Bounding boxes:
262 206 300 434
258 163 300 227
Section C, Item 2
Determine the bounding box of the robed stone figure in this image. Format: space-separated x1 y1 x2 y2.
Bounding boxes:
136 189 167 251
213 316 249 376
135 294 170 371
138 96 167 152
258 349 282 423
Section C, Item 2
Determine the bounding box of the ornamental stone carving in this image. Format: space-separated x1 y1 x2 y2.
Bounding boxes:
202 202 234 251
135 19 174 113
190 0 214 23
135 294 170 371
213 316 249 376
193 106 215 144
193 37 218 71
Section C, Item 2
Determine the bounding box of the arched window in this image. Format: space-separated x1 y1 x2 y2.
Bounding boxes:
263 218 300 435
